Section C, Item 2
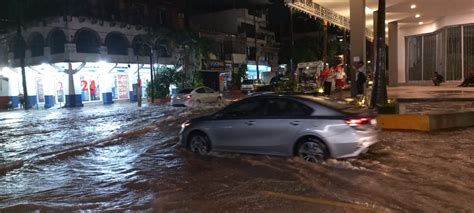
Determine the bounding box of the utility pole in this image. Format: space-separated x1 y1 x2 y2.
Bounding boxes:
137 56 142 107
323 20 328 64
253 9 260 80
370 0 388 108
289 6 295 81
149 47 154 104
15 0 29 110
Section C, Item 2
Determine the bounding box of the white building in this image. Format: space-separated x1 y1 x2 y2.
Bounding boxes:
191 8 280 82
0 16 177 109
287 0 474 85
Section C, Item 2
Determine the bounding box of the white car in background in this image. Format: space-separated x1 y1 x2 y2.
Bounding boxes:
241 79 265 94
171 87 223 106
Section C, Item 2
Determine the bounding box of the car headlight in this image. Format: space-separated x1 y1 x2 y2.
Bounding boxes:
181 121 191 129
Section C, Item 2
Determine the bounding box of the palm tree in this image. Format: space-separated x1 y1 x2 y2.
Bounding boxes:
370 0 388 108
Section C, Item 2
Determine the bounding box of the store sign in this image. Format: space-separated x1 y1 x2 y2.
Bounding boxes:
202 60 225 71
37 78 45 103
117 74 129 99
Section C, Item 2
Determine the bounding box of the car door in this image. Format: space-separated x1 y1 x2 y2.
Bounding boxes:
204 87 217 102
209 98 267 152
252 98 314 155
193 87 206 102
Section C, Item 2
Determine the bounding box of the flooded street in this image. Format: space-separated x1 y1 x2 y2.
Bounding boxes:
1 103 473 212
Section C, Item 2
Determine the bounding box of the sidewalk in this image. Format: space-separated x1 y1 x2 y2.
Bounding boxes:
388 84 474 101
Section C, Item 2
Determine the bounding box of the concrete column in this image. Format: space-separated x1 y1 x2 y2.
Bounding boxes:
350 0 366 96
43 75 56 109
102 73 114 105
64 62 84 107
388 21 398 86
373 11 378 72
25 68 38 109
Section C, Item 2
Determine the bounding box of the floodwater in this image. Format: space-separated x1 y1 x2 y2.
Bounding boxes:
0 103 473 212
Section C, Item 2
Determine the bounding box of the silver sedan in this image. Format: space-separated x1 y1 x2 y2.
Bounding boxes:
179 94 379 162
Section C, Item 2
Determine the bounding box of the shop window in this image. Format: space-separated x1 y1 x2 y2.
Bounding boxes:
105 32 129 55
75 28 101 54
48 29 67 54
407 36 422 81
464 25 474 77
446 26 462 81
28 33 45 57
423 34 437 81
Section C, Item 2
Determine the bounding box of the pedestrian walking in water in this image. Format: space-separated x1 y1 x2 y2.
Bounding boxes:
19 93 25 109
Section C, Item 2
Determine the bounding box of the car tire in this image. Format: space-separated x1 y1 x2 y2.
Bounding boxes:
188 132 211 154
296 138 329 163
216 96 222 103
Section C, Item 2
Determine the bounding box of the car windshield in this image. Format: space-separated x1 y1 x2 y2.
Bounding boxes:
178 89 194 94
242 80 254 84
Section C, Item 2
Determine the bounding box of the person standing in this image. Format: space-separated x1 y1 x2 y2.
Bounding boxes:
335 64 346 91
323 66 335 96
432 72 444 86
18 93 25 109
353 62 367 95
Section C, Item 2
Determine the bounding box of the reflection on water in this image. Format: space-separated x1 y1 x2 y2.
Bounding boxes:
1 103 473 212
0 103 184 210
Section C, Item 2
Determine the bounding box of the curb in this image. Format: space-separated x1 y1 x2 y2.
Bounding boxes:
378 111 474 131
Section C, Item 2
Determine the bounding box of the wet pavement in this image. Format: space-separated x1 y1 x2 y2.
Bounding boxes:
1 103 473 212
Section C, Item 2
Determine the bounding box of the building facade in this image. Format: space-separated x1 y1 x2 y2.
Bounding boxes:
286 0 474 86
191 8 280 83
0 16 179 110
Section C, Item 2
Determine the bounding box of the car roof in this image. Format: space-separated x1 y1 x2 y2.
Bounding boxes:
248 94 352 110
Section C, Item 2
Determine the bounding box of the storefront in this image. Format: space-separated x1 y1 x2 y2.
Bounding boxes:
246 65 272 83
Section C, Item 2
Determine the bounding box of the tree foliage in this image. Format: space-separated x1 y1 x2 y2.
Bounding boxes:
146 66 181 98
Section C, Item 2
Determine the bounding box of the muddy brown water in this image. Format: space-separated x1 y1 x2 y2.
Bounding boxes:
0 103 473 212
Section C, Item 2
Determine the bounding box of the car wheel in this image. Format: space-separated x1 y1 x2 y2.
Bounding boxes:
216 96 222 103
296 138 328 163
188 132 211 154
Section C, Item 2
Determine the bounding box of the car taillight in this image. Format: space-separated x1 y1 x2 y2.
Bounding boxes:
186 95 192 99
345 117 371 127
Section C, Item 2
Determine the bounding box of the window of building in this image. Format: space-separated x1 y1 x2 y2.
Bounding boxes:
105 32 129 55
75 29 101 54
247 46 256 59
48 29 67 54
446 26 462 81
132 36 151 56
239 23 255 38
29 33 44 57
463 25 474 77
423 34 437 81
406 24 474 82
407 36 422 81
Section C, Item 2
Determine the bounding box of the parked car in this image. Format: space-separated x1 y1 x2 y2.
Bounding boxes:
180 94 379 162
171 87 223 106
241 79 264 94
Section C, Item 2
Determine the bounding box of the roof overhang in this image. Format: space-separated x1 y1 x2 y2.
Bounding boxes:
288 0 474 33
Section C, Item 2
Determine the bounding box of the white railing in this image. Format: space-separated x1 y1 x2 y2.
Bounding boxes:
287 0 374 40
